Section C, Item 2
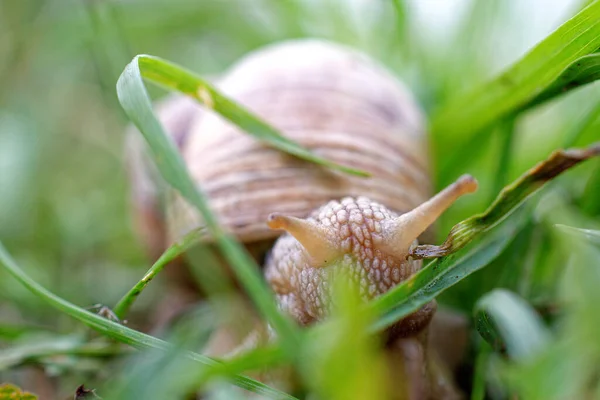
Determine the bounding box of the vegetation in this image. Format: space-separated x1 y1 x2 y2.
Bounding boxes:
1 1 599 399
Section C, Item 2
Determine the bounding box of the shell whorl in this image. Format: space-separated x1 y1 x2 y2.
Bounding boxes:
167 39 431 246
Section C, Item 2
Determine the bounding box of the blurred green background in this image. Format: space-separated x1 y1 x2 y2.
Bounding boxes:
1 0 599 398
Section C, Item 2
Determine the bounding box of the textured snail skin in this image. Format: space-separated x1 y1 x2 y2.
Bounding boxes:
264 173 478 333
266 197 423 325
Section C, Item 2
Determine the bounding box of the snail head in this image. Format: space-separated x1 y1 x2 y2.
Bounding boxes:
265 175 478 323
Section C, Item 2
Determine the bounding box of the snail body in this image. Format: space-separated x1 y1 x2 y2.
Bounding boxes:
265 176 476 330
127 39 473 399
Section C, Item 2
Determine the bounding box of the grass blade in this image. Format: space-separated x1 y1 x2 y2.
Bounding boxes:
474 289 551 360
134 55 368 177
411 143 600 259
0 242 295 399
432 1 600 138
369 209 526 332
117 55 302 352
524 53 600 110
113 228 206 319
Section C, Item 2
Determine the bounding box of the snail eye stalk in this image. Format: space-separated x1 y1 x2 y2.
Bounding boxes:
267 213 340 266
380 175 478 257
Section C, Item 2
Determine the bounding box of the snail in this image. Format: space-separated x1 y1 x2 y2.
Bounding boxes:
126 39 474 399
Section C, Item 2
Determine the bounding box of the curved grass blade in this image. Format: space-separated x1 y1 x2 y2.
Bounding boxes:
129 54 368 177
0 242 296 400
432 1 600 138
524 53 600 110
474 289 550 360
113 227 206 319
368 209 526 333
117 55 302 352
411 142 600 259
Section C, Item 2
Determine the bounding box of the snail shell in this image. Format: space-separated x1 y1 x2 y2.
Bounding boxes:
165 39 432 252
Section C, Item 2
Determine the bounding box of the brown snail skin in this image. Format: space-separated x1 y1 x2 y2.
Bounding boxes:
127 39 473 399
265 176 477 329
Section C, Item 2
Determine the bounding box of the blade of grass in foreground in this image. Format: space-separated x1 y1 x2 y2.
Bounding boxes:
368 209 526 332
524 53 600 110
129 55 368 177
0 242 296 400
433 1 600 138
410 142 600 259
474 289 551 360
117 56 302 353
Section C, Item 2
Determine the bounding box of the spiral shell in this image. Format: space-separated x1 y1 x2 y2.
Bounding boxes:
166 40 431 250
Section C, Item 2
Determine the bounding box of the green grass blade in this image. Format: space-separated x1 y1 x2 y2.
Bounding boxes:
368 210 526 333
474 289 551 360
0 242 294 399
116 56 301 352
135 55 368 177
432 1 600 138
411 142 600 259
302 276 389 400
113 228 206 319
524 53 600 110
